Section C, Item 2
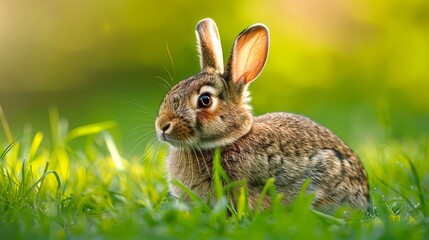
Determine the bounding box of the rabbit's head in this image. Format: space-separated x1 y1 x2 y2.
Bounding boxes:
155 18 269 149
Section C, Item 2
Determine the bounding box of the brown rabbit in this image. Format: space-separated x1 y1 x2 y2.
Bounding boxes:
155 18 369 210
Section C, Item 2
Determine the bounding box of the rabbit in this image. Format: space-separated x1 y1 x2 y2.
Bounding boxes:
155 18 369 210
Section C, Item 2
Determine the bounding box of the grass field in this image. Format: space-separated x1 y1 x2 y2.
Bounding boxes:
1 0 429 239
0 106 428 239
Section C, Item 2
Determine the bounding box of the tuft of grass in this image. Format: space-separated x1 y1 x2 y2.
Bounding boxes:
0 108 429 239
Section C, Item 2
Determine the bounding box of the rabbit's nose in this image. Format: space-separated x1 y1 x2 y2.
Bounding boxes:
161 122 171 132
156 113 173 133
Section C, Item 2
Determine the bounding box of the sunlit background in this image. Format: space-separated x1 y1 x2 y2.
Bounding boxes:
1 0 428 152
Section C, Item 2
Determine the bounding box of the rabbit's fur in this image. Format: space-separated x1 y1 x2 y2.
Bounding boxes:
155 18 369 210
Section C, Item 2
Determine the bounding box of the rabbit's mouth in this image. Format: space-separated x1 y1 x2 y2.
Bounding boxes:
159 131 169 142
157 130 198 148
157 131 176 144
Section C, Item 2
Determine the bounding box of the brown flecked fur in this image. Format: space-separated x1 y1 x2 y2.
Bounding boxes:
155 18 369 211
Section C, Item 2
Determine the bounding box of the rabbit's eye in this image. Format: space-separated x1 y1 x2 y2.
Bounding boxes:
198 94 212 108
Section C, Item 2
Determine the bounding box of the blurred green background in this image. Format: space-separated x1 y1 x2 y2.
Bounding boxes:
1 0 428 152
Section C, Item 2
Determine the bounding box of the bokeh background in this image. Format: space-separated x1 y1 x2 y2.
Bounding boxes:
1 0 428 153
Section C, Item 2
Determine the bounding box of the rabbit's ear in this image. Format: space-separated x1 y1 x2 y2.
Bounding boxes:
196 18 224 73
226 24 269 85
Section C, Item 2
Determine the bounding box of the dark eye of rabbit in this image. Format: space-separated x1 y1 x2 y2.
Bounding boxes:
198 94 212 108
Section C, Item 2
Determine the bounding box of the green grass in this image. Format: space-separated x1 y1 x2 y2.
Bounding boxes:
1 107 428 239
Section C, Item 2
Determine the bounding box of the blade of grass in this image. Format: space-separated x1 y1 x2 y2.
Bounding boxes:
1 141 17 160
23 169 61 199
17 158 27 200
49 107 61 145
401 155 428 216
224 180 246 193
67 121 117 142
35 161 50 198
0 105 14 144
28 132 44 161
235 186 249 222
213 148 228 201
102 131 125 171
254 177 275 213
372 171 414 211
2 167 18 189
170 178 211 211
311 209 347 226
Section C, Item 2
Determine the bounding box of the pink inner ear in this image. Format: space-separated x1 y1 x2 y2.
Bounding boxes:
237 72 251 85
232 26 269 84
